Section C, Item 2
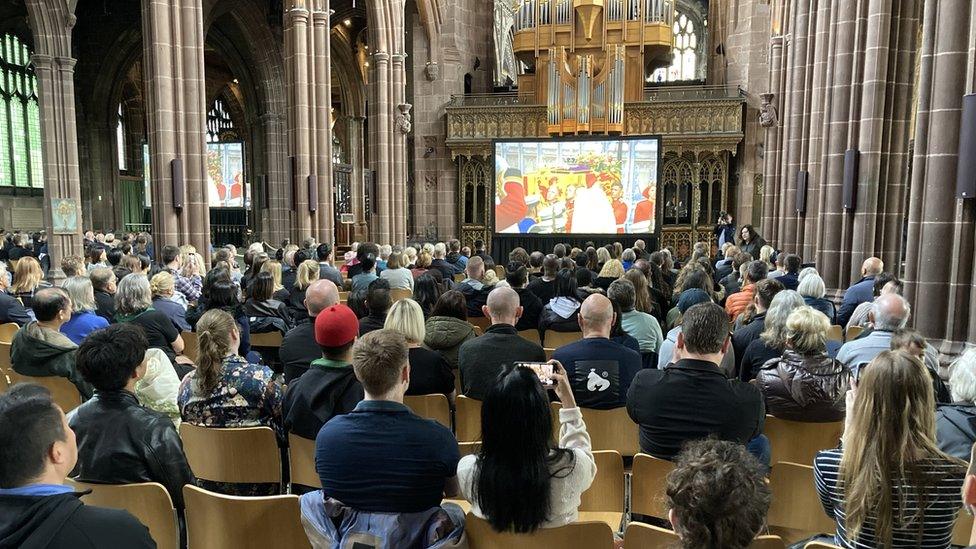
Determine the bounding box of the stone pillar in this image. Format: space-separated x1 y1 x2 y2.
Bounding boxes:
311 6 334 243
257 112 289 244
24 0 84 281
141 0 211 264
904 0 976 349
369 50 394 245
284 2 313 241
391 52 408 242
348 115 368 237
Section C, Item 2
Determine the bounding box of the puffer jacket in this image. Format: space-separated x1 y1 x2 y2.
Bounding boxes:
755 349 850 422
11 321 92 399
424 316 476 369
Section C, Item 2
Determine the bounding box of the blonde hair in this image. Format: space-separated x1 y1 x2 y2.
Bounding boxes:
759 245 775 267
194 309 238 394
62 276 96 313
784 306 829 354
261 260 285 292
598 259 625 279
840 351 965 545
596 247 611 264
383 298 426 344
11 256 43 294
181 251 206 278
759 290 805 349
294 259 320 291
149 271 175 298
386 252 404 270
404 246 418 263
415 251 432 269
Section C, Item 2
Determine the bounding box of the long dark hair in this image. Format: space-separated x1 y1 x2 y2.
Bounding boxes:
554 268 578 300
413 274 441 314
474 365 575 533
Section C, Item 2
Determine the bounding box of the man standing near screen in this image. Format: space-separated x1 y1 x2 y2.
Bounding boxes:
496 168 528 233
572 173 617 233
610 182 628 234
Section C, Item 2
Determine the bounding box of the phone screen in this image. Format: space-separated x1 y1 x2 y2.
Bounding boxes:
518 362 554 386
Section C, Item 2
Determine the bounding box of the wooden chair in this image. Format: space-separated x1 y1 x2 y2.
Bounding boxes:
517 329 542 346
390 288 413 302
0 341 11 370
6 372 82 412
287 433 320 489
0 322 19 344
180 331 198 363
579 407 640 457
767 462 835 541
182 485 310 549
624 523 785 549
542 330 582 349
403 393 452 429
178 424 281 486
458 441 482 457
472 325 484 336
750 537 787 549
952 508 974 547
465 513 614 549
0 370 8 393
631 453 675 520
827 325 843 343
802 543 842 549
764 415 843 465
70 481 179 549
453 273 465 283
845 325 863 340
250 331 284 348
545 348 555 360
455 395 482 443
469 316 492 332
338 291 349 303
579 451 625 531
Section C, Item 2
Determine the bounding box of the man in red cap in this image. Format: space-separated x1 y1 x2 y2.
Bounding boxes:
282 303 365 442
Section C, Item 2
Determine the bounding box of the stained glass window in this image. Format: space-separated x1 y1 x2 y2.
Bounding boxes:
649 12 699 83
206 97 237 143
0 34 43 188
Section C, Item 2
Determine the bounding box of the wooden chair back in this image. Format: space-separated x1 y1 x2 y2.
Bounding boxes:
70 481 178 549
624 523 785 549
180 331 199 363
827 325 843 343
178 424 281 485
750 536 787 549
845 325 863 340
517 329 542 346
458 441 482 457
468 316 492 332
403 393 452 429
250 331 283 348
579 407 640 457
0 322 19 344
6 372 82 412
952 508 974 547
579 450 624 513
465 513 614 549
802 543 842 549
0 341 11 370
455 395 482 442
631 453 675 519
390 288 413 302
767 462 835 538
0 370 8 393
287 433 320 489
338 291 349 303
182 485 310 549
542 330 582 349
764 415 843 465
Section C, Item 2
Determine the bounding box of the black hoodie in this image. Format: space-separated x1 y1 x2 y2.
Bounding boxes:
0 491 154 548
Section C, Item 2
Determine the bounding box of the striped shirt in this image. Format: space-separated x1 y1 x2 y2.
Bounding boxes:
814 448 966 549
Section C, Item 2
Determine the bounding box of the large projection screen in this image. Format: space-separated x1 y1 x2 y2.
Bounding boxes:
494 137 660 235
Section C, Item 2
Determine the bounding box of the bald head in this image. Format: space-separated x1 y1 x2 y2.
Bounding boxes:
305 279 339 316
579 293 613 337
862 257 884 277
873 293 910 331
485 287 521 326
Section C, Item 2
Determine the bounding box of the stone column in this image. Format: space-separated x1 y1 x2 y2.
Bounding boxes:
284 2 313 241
369 51 394 245
311 5 334 243
257 112 289 244
348 115 368 237
391 52 408 242
141 0 211 264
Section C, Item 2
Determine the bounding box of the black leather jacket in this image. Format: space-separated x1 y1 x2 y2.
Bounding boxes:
68 390 195 509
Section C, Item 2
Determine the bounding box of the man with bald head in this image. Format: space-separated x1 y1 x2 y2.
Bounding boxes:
280 279 345 383
837 256 884 326
551 294 642 409
457 256 495 317
457 287 545 400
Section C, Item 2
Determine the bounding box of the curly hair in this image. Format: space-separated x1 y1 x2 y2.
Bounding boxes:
666 439 771 549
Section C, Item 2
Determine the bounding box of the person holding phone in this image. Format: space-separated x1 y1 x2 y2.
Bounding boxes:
457 360 596 532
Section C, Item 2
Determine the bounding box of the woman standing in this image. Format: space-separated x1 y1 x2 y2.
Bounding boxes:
738 225 768 260
814 350 966 548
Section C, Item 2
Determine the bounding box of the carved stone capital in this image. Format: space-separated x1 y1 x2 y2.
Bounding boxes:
425 61 440 81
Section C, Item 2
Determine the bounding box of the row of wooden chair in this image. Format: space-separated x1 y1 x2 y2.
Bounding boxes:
827 325 862 343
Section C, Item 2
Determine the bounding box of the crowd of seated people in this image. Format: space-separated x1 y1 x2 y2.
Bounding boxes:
6 229 976 549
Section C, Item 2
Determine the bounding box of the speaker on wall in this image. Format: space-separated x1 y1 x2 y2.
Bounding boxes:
843 149 859 210
795 170 808 214
957 94 976 199
288 156 297 209
171 159 184 209
308 175 318 213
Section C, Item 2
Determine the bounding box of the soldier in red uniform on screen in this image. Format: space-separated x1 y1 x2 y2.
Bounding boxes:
496 168 528 232
631 182 655 233
610 182 627 234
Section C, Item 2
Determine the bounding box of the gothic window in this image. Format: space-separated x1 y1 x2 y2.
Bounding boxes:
0 34 43 188
117 103 127 171
206 97 237 142
650 12 699 82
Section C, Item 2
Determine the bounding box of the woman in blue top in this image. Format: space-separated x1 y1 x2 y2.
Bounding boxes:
60 276 109 345
351 254 379 292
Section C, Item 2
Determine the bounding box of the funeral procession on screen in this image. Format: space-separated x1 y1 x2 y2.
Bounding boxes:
494 139 659 235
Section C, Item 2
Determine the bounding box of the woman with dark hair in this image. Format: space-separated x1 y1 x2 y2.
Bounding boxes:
424 290 476 369
244 271 294 333
351 254 379 292
458 361 595 532
87 247 107 268
413 273 442 318
539 268 582 333
575 268 602 299
609 300 640 355
187 276 255 360
585 247 599 273
738 224 767 260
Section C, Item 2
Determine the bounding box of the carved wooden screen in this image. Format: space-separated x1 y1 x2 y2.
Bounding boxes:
659 149 729 260
458 156 492 250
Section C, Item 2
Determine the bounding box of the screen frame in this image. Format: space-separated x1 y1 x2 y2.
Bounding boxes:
491 134 663 238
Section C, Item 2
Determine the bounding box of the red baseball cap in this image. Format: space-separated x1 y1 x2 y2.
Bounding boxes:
314 304 359 347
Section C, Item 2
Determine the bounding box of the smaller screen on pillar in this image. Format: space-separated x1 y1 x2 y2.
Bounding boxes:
493 137 660 235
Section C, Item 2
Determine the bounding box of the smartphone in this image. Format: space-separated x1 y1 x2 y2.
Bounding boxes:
518 362 554 386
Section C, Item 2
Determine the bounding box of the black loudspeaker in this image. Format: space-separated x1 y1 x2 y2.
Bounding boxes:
171 159 184 209
843 149 859 210
795 170 808 214
308 175 318 213
259 175 269 210
288 156 297 209
956 94 976 199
